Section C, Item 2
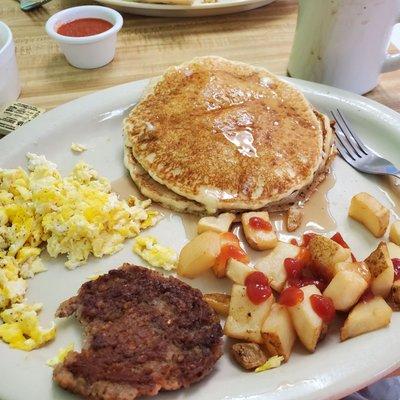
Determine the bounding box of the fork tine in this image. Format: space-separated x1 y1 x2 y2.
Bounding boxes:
336 109 369 155
331 110 362 158
335 137 357 165
331 111 358 158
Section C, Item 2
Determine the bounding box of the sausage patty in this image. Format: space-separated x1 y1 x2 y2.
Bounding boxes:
53 264 223 400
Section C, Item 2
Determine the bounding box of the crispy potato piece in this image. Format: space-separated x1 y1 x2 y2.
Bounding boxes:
242 211 278 251
333 261 371 283
178 231 221 278
387 243 400 307
387 241 400 259
286 206 303 232
224 284 274 344
261 303 296 361
226 259 254 285
203 293 230 317
197 213 236 234
308 235 352 281
323 270 368 311
340 296 392 341
391 280 400 305
255 242 300 292
348 192 389 237
231 342 267 370
287 285 325 352
364 242 394 298
390 221 400 245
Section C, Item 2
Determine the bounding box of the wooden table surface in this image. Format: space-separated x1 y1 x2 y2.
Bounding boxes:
2 0 400 111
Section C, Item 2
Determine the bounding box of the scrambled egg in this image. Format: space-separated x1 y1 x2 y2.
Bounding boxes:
0 153 160 350
70 143 87 153
133 236 177 271
0 303 55 351
47 343 74 367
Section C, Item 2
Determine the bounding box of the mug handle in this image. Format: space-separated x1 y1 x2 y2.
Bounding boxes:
382 17 400 73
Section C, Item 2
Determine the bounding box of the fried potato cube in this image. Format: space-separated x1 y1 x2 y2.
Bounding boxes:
287 285 325 352
226 259 254 285
308 235 352 281
364 242 394 298
323 270 368 311
197 213 236 234
177 231 221 278
387 241 400 259
242 211 278 251
390 221 400 245
231 342 267 370
333 261 371 283
203 293 230 317
255 242 300 292
348 192 389 238
224 284 274 344
286 206 303 232
391 280 400 305
261 303 296 361
212 232 248 278
340 296 392 341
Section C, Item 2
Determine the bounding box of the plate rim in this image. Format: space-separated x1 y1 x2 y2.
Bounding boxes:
96 0 275 11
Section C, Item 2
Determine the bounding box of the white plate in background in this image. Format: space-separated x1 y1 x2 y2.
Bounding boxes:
96 0 275 17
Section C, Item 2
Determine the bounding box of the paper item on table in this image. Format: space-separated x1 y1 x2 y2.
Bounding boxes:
0 102 45 136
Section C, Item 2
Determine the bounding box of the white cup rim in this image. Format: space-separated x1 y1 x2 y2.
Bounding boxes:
45 5 123 45
0 21 13 60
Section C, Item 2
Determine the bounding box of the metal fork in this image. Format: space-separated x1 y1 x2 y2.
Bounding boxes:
331 109 400 180
18 0 53 11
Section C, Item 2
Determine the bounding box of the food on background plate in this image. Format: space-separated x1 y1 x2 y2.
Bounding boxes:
348 192 390 237
241 211 278 251
123 56 335 216
0 153 159 350
53 264 223 400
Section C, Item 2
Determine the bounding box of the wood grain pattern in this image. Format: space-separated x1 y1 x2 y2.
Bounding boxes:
3 0 400 111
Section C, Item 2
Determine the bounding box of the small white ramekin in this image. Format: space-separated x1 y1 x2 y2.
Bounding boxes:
45 6 123 70
0 21 21 106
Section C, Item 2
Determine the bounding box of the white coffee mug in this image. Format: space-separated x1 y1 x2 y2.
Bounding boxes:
0 21 21 106
288 0 400 94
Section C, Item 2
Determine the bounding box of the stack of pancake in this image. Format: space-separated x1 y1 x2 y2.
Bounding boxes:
123 56 335 215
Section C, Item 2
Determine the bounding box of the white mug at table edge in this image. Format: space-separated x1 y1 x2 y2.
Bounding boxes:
288 0 400 95
0 21 21 106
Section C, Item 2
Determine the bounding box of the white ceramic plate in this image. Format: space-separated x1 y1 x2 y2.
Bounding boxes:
0 76 400 400
96 0 275 17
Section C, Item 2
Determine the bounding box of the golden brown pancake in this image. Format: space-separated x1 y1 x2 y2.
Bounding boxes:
124 110 334 215
124 57 330 214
